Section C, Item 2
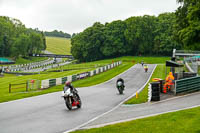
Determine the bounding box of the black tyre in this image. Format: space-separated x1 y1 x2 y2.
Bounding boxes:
151 96 160 101
118 87 123 94
76 93 82 108
65 97 72 110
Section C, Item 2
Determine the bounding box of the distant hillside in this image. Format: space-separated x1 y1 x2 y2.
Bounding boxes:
44 30 71 38
46 36 71 55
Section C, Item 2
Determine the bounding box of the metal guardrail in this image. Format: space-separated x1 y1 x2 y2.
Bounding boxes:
62 77 68 84
49 79 56 87
175 76 200 95
41 61 122 88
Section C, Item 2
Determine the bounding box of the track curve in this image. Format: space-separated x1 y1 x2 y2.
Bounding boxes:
0 64 156 133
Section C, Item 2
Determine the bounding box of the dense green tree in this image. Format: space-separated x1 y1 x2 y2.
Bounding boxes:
41 32 46 50
125 15 157 55
0 16 46 59
12 34 30 59
71 22 105 62
154 13 182 55
175 0 200 50
44 30 71 38
101 20 127 57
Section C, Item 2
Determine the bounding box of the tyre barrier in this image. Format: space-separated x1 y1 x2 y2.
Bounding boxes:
41 61 122 89
148 82 160 101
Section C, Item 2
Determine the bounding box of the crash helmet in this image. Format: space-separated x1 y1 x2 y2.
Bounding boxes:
117 81 123 86
65 81 71 86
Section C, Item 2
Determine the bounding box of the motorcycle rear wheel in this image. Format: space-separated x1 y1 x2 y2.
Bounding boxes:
76 93 82 108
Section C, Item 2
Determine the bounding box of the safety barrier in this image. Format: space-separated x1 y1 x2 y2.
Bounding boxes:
175 76 200 95
49 79 56 87
41 61 122 89
62 77 68 84
148 82 160 101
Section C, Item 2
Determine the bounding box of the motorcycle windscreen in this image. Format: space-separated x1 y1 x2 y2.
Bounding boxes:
63 86 70 92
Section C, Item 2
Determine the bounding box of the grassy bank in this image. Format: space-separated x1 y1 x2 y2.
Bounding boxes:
72 106 200 133
46 36 71 55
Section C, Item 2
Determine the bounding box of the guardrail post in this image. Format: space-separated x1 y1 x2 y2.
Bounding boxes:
26 81 28 92
9 83 11 93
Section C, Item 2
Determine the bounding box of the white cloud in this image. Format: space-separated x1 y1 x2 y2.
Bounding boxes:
0 0 179 34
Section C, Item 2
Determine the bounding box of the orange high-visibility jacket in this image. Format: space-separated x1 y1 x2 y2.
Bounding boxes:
165 72 174 85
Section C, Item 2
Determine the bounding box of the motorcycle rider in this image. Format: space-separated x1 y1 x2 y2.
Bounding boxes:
116 78 125 88
144 64 148 72
141 61 144 66
64 81 76 95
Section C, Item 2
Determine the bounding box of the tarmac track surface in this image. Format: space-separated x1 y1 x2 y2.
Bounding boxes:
0 64 155 133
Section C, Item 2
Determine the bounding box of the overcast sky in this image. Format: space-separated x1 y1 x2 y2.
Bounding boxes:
0 0 179 34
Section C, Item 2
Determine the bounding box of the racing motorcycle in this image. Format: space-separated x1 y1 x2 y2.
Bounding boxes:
144 65 148 73
116 80 125 94
62 86 82 110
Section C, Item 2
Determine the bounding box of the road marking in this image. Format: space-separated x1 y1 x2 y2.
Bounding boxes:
64 64 157 133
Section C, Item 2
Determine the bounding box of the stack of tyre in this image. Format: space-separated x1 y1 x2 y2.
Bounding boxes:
151 82 160 101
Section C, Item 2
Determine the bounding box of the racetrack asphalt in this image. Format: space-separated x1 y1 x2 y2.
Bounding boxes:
0 64 156 133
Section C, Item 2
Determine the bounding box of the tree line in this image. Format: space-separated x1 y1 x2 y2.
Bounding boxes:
71 0 200 62
71 13 180 62
44 30 71 38
0 16 46 60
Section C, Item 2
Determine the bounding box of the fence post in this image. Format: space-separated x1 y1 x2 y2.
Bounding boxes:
26 81 28 92
9 83 11 93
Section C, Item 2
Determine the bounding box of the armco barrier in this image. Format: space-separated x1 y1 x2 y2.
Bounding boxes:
49 79 56 87
72 75 77 82
93 70 96 75
67 75 72 82
62 77 67 84
41 61 122 89
175 76 200 95
41 80 49 88
56 78 62 85
90 70 94 76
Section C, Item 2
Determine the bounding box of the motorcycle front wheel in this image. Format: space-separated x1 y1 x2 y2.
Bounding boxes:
65 97 72 110
118 87 123 94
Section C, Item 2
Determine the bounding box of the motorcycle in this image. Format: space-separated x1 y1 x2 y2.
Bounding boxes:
144 67 148 72
116 81 125 94
62 86 82 110
144 65 148 73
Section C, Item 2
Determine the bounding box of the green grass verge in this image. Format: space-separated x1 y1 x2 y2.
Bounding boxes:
125 64 166 104
46 36 71 55
72 106 200 133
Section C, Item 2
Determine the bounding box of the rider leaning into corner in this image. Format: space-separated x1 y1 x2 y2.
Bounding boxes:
64 81 76 95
